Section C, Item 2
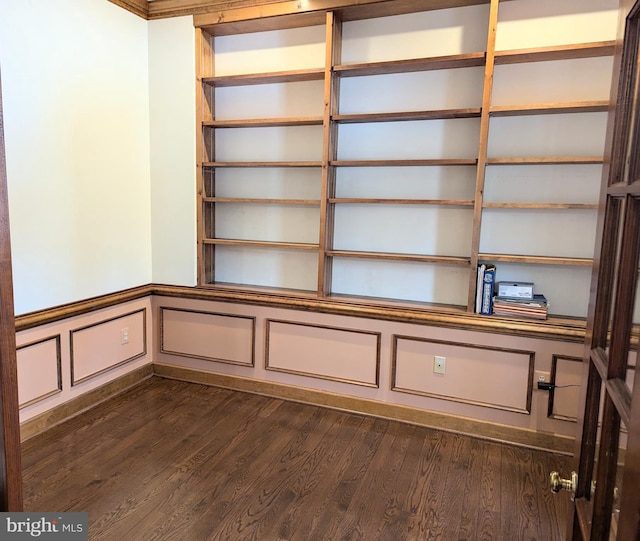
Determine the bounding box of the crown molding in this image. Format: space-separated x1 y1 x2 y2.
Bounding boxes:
108 0 150 19
147 0 290 20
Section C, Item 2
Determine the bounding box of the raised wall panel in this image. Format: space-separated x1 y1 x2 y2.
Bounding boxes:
549 354 582 421
266 320 380 387
160 307 254 366
71 309 147 385
392 335 534 413
17 336 62 408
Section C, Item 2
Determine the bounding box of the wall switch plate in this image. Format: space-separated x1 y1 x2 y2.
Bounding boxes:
434 355 446 375
121 327 129 344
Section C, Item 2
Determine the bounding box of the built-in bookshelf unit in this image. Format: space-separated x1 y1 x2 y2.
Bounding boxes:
195 0 618 321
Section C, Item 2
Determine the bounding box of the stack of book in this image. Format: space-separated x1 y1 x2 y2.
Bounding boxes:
493 293 549 320
475 263 496 315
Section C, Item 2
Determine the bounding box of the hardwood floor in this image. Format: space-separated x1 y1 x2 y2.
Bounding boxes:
22 377 572 540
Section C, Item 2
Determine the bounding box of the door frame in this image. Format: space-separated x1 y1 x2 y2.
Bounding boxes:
0 69 24 511
569 0 640 538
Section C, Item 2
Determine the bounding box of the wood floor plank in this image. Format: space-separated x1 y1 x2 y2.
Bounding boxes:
436 433 474 539
21 377 572 540
328 420 417 540
305 416 390 541
535 449 573 541
501 445 543 540
94 397 308 539
457 436 487 539
373 423 432 540
476 440 503 540
201 407 342 540
272 413 366 541
409 429 456 539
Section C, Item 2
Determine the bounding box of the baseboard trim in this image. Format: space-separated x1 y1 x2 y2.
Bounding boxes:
153 363 575 456
20 364 153 442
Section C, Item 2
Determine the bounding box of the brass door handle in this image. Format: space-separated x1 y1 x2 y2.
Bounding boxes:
550 471 578 499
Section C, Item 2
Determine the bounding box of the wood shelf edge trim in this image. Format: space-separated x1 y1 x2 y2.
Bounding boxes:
478 253 593 266
494 41 616 64
203 238 319 249
333 52 486 76
203 161 323 168
202 68 324 87
333 108 482 123
203 117 324 127
486 157 604 165
490 101 610 117
326 250 470 265
152 363 575 455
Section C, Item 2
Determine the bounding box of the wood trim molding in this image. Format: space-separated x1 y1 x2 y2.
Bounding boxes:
0 69 23 511
15 284 153 332
107 0 150 19
15 283 589 342
152 284 588 342
107 0 495 22
153 363 575 455
20 364 153 442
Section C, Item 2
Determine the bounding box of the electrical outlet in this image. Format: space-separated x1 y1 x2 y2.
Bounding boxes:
121 327 129 344
535 370 551 385
434 355 446 375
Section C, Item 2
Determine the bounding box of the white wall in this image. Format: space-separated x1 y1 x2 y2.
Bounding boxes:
148 17 197 286
0 0 152 315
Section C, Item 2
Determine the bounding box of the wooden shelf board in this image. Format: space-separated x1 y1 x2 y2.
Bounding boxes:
494 41 616 65
330 159 477 167
486 157 604 165
327 250 470 265
329 198 474 206
478 253 593 266
490 101 609 117
333 108 482 123
334 52 485 77
203 238 319 250
483 202 598 210
204 117 324 128
196 2 493 35
202 68 324 87
203 197 320 205
203 161 322 168
197 10 326 36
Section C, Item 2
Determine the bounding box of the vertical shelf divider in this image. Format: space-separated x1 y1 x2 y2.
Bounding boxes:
196 28 216 285
318 11 342 296
467 0 500 311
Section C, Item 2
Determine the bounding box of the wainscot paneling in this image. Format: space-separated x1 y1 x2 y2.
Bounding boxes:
17 335 62 408
265 319 380 387
160 307 255 366
392 335 535 414
70 309 147 385
549 354 582 422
